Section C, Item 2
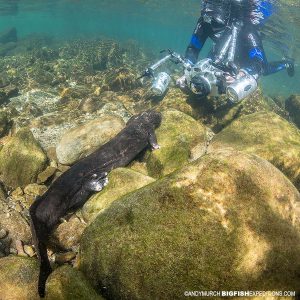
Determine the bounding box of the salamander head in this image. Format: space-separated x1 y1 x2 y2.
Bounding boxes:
128 110 162 128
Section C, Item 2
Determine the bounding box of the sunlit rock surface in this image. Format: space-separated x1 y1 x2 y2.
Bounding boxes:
80 150 300 299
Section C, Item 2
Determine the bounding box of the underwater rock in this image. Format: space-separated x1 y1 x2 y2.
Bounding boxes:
78 97 104 113
0 256 39 300
45 265 103 300
52 215 86 251
54 252 76 265
56 115 125 165
157 88 203 120
146 109 207 177
37 166 57 184
80 150 300 299
0 128 48 188
103 67 140 92
0 42 17 57
285 94 300 128
8 90 60 114
82 168 155 223
0 110 11 137
32 46 59 62
0 85 18 106
197 89 285 133
0 199 31 248
209 111 300 189
0 27 17 44
24 183 48 199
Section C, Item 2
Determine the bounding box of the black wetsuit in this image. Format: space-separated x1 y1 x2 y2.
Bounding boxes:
185 0 290 76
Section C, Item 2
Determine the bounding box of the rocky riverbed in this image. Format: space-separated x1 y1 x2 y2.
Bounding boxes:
0 34 300 299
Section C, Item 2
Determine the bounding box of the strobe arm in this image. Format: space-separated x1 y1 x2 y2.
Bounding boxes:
138 49 192 80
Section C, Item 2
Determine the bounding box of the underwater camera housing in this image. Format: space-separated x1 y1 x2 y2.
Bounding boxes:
186 59 258 102
186 58 221 97
151 72 171 96
226 70 258 103
139 50 258 102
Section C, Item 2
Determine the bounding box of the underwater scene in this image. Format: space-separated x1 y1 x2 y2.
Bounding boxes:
0 0 300 299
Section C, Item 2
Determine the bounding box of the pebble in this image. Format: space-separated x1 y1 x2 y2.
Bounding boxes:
57 164 70 173
24 245 35 257
15 203 23 213
0 228 8 239
15 240 27 257
55 251 76 265
37 166 57 184
11 187 24 197
9 248 17 255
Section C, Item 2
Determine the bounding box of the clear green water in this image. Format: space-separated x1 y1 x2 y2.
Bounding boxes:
0 0 299 96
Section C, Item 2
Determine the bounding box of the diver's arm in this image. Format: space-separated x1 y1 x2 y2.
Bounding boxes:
185 17 209 64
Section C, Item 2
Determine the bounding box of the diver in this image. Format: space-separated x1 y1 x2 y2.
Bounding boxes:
178 0 295 88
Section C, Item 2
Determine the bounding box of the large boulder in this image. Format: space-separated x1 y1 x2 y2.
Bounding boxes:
45 266 103 300
80 150 300 300
82 168 155 223
0 128 48 188
157 88 203 120
209 112 300 189
0 256 39 300
56 115 125 165
206 91 286 132
146 109 207 177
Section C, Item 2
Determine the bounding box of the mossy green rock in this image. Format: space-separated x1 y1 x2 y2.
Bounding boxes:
205 90 285 132
80 150 300 299
82 168 155 223
0 128 47 188
0 256 39 300
157 88 203 120
209 112 300 189
45 266 103 300
146 109 207 177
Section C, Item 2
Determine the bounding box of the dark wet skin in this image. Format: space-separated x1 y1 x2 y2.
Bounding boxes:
29 110 162 297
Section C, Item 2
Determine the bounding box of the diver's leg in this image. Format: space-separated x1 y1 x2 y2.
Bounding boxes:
264 59 295 77
244 26 295 77
243 26 267 76
185 17 209 64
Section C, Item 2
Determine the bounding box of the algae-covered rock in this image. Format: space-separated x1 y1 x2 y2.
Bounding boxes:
52 215 86 251
209 111 300 189
0 128 48 188
206 90 285 132
146 109 207 177
0 256 39 300
285 94 300 128
82 168 155 223
45 266 103 300
157 88 203 120
0 199 31 248
0 110 10 137
56 115 125 165
103 67 140 92
80 150 300 299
